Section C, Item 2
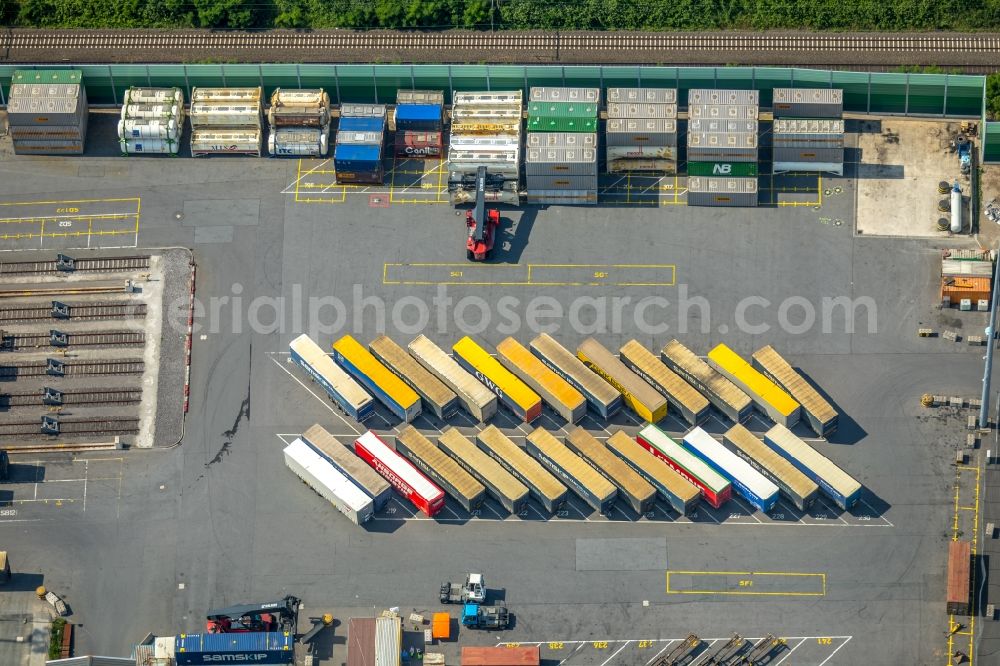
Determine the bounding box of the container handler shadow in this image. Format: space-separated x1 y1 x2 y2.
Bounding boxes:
492 207 537 266
795 367 867 446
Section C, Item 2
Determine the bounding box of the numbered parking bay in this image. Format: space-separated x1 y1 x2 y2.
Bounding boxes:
0 198 140 251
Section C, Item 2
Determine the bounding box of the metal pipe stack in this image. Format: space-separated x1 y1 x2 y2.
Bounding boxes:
771 89 845 176
393 90 444 160
188 87 263 157
525 87 600 205
266 88 331 158
686 89 760 207
605 88 678 174
7 70 88 155
118 87 184 155
448 91 523 205
334 104 387 184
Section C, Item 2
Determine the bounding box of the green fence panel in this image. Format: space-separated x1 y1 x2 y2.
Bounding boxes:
641 66 679 90
147 65 187 97
677 67 717 105
107 64 152 102
411 65 451 101
984 122 1000 163
374 65 414 104
600 66 639 92
487 65 526 95
335 64 377 103
564 66 604 95
907 73 946 115
524 65 564 91
946 75 985 118
185 64 226 98
0 65 16 106
754 68 793 107
869 72 908 114
265 64 310 99
77 65 117 104
792 68 832 89
831 71 870 113
715 67 753 92
450 65 490 98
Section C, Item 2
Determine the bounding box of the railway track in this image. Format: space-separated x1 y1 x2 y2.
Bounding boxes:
0 256 150 276
0 359 144 378
0 302 147 324
0 417 140 436
3 29 999 68
0 388 142 407
2 330 145 351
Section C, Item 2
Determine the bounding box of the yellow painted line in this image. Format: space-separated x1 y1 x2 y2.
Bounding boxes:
665 570 826 597
383 263 676 287
0 197 140 206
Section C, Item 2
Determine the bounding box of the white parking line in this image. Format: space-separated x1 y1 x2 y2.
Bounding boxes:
687 639 718 666
645 640 677 665
772 637 807 666
600 640 631 666
816 636 852 666
269 353 362 435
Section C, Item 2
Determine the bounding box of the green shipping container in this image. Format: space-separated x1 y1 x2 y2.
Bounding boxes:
686 161 759 177
528 101 599 118
527 117 598 133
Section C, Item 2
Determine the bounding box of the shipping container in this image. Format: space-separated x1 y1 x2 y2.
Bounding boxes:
11 139 85 155
688 104 759 120
123 86 183 105
289 334 374 421
947 540 972 615
636 423 731 509
772 88 844 118
450 107 522 123
526 151 598 177
453 91 523 107
707 344 800 427
333 335 422 423
450 121 522 136
606 159 677 174
121 103 181 120
773 118 845 138
447 149 520 171
476 425 568 514
269 127 329 157
689 118 757 135
302 423 393 511
408 335 497 422
722 423 819 512
340 103 387 119
7 70 87 126
607 87 678 105
686 161 759 178
576 338 668 423
190 128 263 157
607 103 678 120
605 145 678 160
681 427 779 512
394 131 443 158
188 103 262 127
337 131 384 146
525 131 594 148
763 424 862 510
751 345 838 437
395 425 486 512
524 175 599 190
335 144 384 183
688 89 759 107
268 88 331 127
354 430 445 517
394 104 444 131
284 437 374 525
686 177 759 207
525 428 617 514
530 334 622 418
619 340 709 425
338 116 386 133
688 132 758 151
605 118 677 146
524 190 598 205
605 430 699 515
496 337 587 424
369 335 460 420
174 632 293 665
527 116 598 133
118 118 180 140
564 427 656 514
348 618 375 666
450 134 521 151
941 259 994 277
772 147 844 163
661 340 752 422
375 615 401 666
9 125 86 140
397 90 445 106
119 138 178 155
191 86 261 104
438 427 529 514
461 646 540 666
941 277 991 305
452 337 543 423
527 101 599 118
772 161 844 176
529 87 600 104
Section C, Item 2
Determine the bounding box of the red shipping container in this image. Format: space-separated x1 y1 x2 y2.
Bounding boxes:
461 646 540 666
394 131 443 158
354 430 445 516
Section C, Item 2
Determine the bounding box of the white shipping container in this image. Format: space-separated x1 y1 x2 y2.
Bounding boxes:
607 158 677 174
189 103 262 127
190 128 263 157
607 88 677 105
271 88 329 107
191 87 262 104
529 87 600 103
606 102 678 120
605 145 678 160
283 438 373 525
689 118 757 134
526 132 596 149
451 107 523 122
269 127 330 157
449 135 521 150
773 118 844 135
123 87 183 105
118 118 180 140
453 91 523 107
375 615 402 666
688 89 759 106
340 103 387 119
118 137 178 154
121 103 181 121
689 105 759 120
688 133 758 149
337 131 384 145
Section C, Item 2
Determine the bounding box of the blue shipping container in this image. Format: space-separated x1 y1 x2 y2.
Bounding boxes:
175 632 294 665
395 104 443 131
338 117 385 133
334 144 383 173
288 345 374 422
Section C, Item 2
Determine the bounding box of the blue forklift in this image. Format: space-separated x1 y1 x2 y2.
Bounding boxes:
461 602 509 630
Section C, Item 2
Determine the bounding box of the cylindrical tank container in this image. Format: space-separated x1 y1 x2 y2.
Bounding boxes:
268 127 329 157
267 88 331 128
119 137 179 154
951 184 963 233
121 103 181 120
118 118 180 140
188 104 262 128
190 128 263 157
123 87 183 105
191 87 262 104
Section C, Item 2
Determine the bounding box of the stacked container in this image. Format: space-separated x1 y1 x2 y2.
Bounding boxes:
605 88 678 174
335 103 386 184
771 89 845 176
686 89 759 207
525 87 600 205
267 88 331 158
7 70 88 155
394 90 445 159
448 91 523 205
188 87 263 157
118 87 184 155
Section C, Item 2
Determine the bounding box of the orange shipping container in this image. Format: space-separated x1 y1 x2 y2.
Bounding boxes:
941 276 991 304
432 612 451 639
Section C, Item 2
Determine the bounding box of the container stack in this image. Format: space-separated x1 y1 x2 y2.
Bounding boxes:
6 70 88 155
686 89 760 207
525 87 600 205
940 248 994 309
393 90 445 159
448 91 523 205
266 88 331 158
605 88 678 174
335 104 387 184
188 87 263 157
771 88 845 176
118 87 184 155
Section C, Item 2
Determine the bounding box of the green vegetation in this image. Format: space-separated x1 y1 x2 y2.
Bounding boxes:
987 74 1000 121
47 618 66 660
4 0 1000 30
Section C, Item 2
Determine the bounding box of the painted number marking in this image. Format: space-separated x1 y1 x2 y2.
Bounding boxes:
817 637 833 645
738 580 753 587
593 271 609 278
593 642 609 649
59 221 73 227
548 642 564 650
638 641 654 648
56 208 79 213
505 643 520 648
0 509 16 517
450 271 463 278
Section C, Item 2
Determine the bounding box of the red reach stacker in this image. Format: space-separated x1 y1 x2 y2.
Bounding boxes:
466 166 500 261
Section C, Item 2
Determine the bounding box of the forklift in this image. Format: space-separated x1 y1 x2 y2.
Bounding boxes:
440 573 486 604
464 166 501 261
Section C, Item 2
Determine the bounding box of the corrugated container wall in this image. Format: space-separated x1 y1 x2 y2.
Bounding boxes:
607 102 677 119
607 87 677 105
688 89 759 107
529 87 600 103
397 89 445 106
687 177 759 207
772 88 844 118
689 104 759 120
605 118 677 147
8 70 89 155
375 614 402 666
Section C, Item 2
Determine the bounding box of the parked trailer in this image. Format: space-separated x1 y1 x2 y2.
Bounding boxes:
660 339 753 423
681 427 779 512
395 425 486 512
763 424 862 510
332 335 422 423
369 335 459 420
496 337 586 424
564 427 655 514
619 339 710 426
190 128 263 157
722 423 819 512
576 338 667 423
283 437 374 525
604 430 699 516
289 334 374 421
636 423 732 509
475 425 568 514
751 345 839 437
408 335 497 422
354 430 445 517
525 428 617 514
529 333 622 418
438 427 529 514
947 540 972 615
452 337 542 423
707 343 801 427
301 423 393 511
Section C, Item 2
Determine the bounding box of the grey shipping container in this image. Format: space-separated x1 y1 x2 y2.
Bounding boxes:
689 104 759 120
689 118 757 135
606 145 677 160
526 132 596 149
607 158 678 174
9 125 86 140
772 88 844 118
773 118 845 136
688 89 759 107
397 89 445 106
525 190 598 205
375 615 401 666
772 147 844 163
687 177 759 207
606 102 678 120
12 139 85 155
688 132 758 150
340 103 387 119
525 151 598 177
607 87 677 105
772 161 844 176
525 175 599 190
7 86 88 126
529 87 600 104
605 118 677 147
337 131 384 145
437 427 529 514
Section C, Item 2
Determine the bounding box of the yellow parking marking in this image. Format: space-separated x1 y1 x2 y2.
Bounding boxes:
769 173 823 207
0 198 140 250
666 570 826 597
947 461 980 665
383 263 676 287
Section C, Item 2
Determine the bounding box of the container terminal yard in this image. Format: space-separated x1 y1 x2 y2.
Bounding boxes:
0 50 999 666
